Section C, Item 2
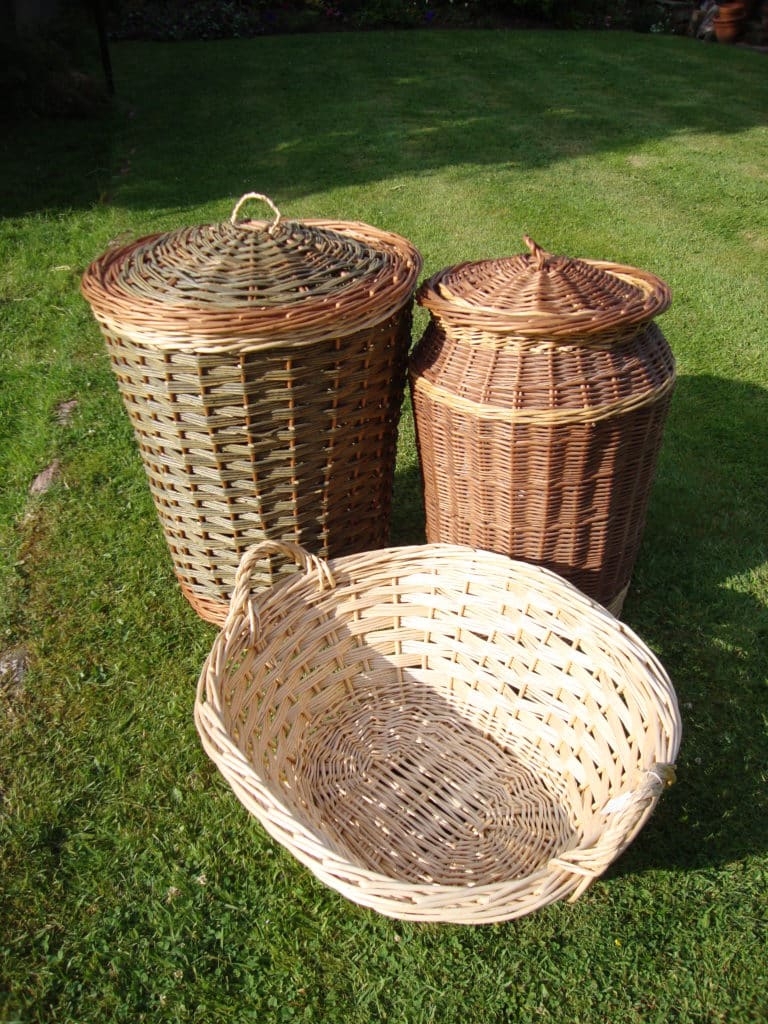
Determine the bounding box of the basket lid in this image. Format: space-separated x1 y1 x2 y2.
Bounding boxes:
81 193 422 346
417 236 671 339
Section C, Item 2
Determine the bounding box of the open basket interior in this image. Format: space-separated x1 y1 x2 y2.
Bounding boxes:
206 545 680 890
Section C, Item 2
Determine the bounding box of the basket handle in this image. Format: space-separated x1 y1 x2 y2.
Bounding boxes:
550 763 676 901
224 539 336 636
523 235 552 272
230 192 282 235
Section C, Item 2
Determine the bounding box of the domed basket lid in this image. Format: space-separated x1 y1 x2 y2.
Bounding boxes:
81 193 422 348
417 236 671 340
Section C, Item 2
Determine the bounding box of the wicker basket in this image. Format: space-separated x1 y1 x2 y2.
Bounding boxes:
82 193 422 625
194 539 681 924
409 237 675 615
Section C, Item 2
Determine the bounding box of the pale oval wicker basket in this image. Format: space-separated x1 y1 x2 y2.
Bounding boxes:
194 540 681 924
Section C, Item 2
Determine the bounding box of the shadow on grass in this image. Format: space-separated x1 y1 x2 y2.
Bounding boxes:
597 372 768 875
3 29 767 218
0 110 116 219
1 17 116 218
390 462 426 548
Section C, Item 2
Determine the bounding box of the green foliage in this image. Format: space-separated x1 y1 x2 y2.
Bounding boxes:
107 0 491 35
109 0 277 40
1 27 768 1024
106 0 679 36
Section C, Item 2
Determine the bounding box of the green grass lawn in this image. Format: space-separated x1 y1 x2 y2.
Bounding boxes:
1 26 767 1024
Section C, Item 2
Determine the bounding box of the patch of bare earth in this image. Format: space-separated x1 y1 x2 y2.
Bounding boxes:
28 459 62 496
0 646 29 718
56 399 78 426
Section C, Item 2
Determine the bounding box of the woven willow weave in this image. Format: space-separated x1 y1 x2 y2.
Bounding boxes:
195 540 681 924
82 194 422 625
410 238 675 614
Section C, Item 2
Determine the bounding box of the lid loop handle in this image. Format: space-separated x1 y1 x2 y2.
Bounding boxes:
230 192 282 236
523 235 550 271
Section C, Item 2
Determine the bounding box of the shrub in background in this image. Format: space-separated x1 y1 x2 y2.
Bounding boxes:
105 0 672 37
108 0 274 39
106 0 489 35
489 0 669 30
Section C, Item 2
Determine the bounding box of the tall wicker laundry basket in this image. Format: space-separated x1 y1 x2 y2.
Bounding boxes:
82 194 422 625
409 237 675 615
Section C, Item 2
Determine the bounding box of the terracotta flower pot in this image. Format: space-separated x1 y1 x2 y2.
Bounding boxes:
714 1 747 41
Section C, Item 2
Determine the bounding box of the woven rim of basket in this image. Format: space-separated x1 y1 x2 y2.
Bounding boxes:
81 198 422 350
194 541 682 922
417 237 671 340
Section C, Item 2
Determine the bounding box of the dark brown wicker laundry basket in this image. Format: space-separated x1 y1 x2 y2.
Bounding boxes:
409 237 674 615
82 193 422 625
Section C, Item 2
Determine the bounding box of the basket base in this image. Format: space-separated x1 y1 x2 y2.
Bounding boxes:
179 582 229 627
288 674 577 887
